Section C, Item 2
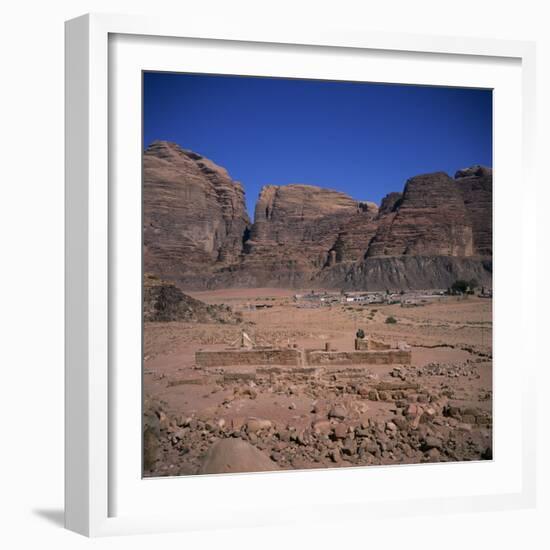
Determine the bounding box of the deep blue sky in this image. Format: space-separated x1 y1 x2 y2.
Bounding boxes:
143 72 492 217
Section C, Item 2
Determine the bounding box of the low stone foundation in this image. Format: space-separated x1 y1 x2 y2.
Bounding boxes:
354 338 391 351
368 339 392 351
305 349 411 366
195 348 302 368
196 342 411 368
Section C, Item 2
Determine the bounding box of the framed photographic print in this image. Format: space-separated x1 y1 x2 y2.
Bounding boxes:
65 13 537 536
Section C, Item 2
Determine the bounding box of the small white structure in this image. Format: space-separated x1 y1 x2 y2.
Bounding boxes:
231 330 255 349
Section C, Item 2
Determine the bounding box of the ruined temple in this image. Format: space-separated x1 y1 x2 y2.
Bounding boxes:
195 333 411 368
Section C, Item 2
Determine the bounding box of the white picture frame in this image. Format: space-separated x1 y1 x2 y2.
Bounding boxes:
65 12 537 537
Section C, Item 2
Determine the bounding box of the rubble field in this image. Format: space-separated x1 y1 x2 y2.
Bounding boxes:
143 290 492 476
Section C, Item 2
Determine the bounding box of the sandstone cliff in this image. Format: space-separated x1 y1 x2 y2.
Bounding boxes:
366 172 474 258
326 202 379 265
242 184 366 279
143 141 250 281
456 165 493 256
143 141 492 290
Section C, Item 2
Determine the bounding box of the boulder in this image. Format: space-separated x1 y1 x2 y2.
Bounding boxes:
199 439 279 474
245 418 273 433
328 404 348 421
312 420 332 435
333 423 349 439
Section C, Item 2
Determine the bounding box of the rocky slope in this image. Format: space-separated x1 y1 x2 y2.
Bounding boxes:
316 256 492 291
143 141 492 290
143 274 239 323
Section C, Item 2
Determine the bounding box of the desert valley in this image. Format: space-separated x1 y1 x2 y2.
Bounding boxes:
142 140 493 477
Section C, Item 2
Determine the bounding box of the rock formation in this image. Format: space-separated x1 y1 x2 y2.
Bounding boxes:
316 256 492 291
366 172 474 258
378 192 403 215
456 165 493 256
143 141 493 290
143 274 239 323
143 141 250 282
239 184 369 284
327 202 379 264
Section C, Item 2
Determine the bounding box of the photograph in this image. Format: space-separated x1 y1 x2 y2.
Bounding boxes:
2 0 545 545
142 72 493 477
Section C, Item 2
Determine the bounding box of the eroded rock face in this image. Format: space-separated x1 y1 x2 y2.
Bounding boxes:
378 192 403 215
456 166 492 256
143 141 250 281
143 141 492 290
317 256 492 290
367 172 474 258
328 202 379 264
237 184 368 284
247 184 360 264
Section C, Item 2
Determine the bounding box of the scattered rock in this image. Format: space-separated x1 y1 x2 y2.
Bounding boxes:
423 436 443 450
333 423 349 439
312 420 332 435
328 404 347 420
246 418 272 433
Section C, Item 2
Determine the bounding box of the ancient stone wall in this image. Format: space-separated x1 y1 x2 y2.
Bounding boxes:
305 349 411 366
355 338 369 350
368 339 392 351
197 346 411 368
196 348 302 367
355 338 391 351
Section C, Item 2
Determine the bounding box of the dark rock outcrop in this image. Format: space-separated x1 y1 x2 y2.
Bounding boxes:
316 256 492 291
143 274 239 323
378 192 403 215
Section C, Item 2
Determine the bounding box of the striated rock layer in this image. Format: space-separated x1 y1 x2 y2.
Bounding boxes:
241 184 374 279
456 165 493 256
366 172 474 258
316 256 492 291
143 141 250 281
143 141 492 290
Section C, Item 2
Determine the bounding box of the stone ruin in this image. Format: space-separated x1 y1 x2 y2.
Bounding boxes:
195 330 411 368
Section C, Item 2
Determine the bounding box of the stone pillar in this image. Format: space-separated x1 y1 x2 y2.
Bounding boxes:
355 338 369 351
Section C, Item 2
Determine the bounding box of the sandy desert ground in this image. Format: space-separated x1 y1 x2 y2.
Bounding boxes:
143 289 492 477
